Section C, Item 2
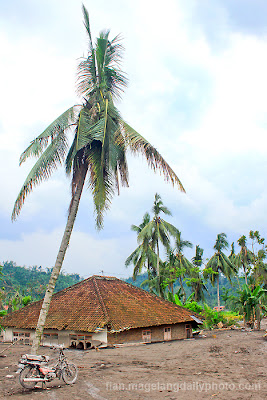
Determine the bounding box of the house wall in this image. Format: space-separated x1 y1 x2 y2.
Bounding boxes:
107 323 192 345
1 327 13 342
0 327 107 348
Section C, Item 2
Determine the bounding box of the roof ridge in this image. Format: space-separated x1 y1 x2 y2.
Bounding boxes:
51 274 110 296
92 276 109 321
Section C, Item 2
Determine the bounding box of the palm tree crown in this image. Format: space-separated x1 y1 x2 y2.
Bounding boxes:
12 7 184 228
125 213 157 280
214 233 229 252
205 233 238 308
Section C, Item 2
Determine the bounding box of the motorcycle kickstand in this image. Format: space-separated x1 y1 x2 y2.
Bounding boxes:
42 381 47 390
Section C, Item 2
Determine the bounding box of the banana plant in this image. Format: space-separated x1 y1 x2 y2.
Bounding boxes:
239 284 267 329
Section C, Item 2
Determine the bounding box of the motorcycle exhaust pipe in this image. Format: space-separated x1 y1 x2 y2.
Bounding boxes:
23 378 47 382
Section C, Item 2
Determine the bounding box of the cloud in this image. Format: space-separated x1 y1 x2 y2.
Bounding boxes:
0 228 134 279
1 0 267 278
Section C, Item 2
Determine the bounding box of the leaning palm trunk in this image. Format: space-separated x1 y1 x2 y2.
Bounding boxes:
31 166 87 353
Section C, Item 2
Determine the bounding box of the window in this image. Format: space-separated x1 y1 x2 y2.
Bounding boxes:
43 333 58 339
13 331 31 344
69 334 92 349
142 330 151 342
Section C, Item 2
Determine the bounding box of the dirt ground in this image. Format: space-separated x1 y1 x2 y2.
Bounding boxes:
0 323 266 400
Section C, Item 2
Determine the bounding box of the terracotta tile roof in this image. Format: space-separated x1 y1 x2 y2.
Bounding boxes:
1 276 201 333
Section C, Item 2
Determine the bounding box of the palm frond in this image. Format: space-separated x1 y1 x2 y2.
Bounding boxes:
160 219 179 237
125 245 142 267
19 106 78 165
77 57 97 98
82 4 93 46
12 132 69 220
119 121 185 192
138 221 155 244
96 35 109 86
79 4 97 95
86 142 114 229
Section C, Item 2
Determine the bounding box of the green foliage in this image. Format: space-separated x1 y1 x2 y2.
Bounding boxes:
167 290 202 313
126 272 248 310
0 309 7 332
201 304 226 330
238 284 267 326
183 301 203 313
1 261 82 306
22 296 32 307
166 289 184 305
221 310 242 326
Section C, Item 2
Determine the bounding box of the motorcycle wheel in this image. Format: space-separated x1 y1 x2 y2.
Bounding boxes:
62 363 78 384
19 366 39 389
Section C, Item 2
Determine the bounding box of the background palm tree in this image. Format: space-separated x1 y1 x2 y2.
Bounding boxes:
205 233 237 309
12 7 184 353
236 235 254 285
138 193 179 296
229 242 236 264
125 213 157 280
172 231 193 303
162 249 178 295
187 245 208 302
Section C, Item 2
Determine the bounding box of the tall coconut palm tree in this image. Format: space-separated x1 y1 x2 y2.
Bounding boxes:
229 242 236 264
205 233 238 309
228 242 242 289
137 194 179 296
236 235 254 285
173 231 193 303
12 7 184 353
125 213 157 280
163 249 178 295
188 245 208 302
252 250 267 287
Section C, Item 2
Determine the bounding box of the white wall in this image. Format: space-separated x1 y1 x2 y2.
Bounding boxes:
2 327 13 342
1 327 107 348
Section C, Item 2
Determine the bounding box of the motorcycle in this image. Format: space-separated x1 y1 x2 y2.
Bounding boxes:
17 345 78 389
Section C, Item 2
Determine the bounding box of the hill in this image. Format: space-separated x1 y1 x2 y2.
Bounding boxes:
1 261 82 307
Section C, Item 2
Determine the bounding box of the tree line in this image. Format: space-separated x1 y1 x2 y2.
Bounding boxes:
126 193 267 329
0 261 82 312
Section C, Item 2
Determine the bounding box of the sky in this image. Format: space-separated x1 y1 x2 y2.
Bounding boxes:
1 0 267 279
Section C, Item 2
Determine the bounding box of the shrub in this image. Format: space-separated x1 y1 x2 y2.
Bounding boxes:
184 301 203 313
201 304 226 329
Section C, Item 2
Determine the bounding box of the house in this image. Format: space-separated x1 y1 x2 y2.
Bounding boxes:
0 276 203 348
213 306 225 312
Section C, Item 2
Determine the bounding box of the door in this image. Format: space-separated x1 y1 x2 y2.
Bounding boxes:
142 330 151 342
164 327 171 341
185 324 192 338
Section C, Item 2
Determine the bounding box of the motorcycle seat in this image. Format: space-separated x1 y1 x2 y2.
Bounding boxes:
24 354 49 362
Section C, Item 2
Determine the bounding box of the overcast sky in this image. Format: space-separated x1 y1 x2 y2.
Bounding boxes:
1 0 267 279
